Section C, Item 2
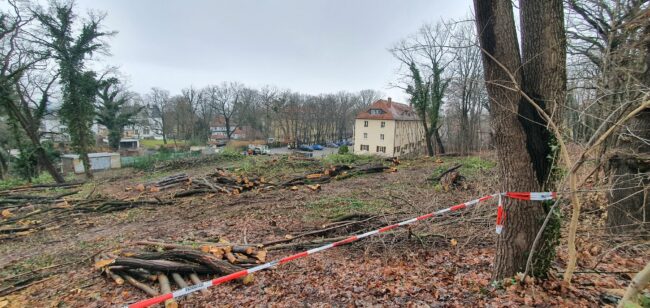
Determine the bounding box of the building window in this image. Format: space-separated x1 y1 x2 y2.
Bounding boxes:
370 109 384 115
376 146 386 153
380 134 384 140
364 121 368 127
360 144 369 151
394 146 400 153
363 133 368 139
381 121 385 128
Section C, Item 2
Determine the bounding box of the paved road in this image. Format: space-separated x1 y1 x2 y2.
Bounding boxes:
268 146 338 158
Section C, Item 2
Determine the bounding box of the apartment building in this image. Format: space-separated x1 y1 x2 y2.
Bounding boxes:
354 98 425 157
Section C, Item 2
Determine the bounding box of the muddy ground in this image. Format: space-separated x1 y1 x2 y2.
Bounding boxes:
0 154 647 307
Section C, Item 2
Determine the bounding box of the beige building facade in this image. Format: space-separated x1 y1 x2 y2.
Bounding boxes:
354 98 425 157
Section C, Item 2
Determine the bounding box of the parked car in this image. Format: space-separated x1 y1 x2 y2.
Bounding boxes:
312 144 324 150
326 142 339 148
298 145 314 152
248 144 270 155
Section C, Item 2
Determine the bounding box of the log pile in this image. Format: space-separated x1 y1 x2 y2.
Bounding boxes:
172 164 397 198
281 164 396 187
95 240 265 299
173 168 276 198
129 173 190 192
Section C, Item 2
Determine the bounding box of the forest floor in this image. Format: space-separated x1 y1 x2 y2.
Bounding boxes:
0 152 647 307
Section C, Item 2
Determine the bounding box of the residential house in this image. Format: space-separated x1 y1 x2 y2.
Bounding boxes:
40 114 69 143
123 105 164 140
354 98 425 157
209 116 244 142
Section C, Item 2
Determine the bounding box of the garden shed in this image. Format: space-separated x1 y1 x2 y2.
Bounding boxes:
61 152 121 174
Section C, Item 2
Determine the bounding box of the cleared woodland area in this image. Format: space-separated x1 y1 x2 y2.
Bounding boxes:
0 153 646 307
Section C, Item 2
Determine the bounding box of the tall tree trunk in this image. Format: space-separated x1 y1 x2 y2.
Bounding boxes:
519 0 567 276
422 119 434 156
0 148 7 180
519 0 566 187
474 0 565 279
607 23 650 233
606 109 650 234
434 128 445 154
4 104 66 183
35 146 65 183
460 111 470 155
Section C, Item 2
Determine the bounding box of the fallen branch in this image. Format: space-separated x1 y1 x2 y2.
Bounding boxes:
426 164 462 182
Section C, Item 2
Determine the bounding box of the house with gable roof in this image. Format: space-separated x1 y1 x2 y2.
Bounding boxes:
354 98 425 157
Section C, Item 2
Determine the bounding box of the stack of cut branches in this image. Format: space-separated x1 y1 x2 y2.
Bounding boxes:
173 164 397 198
174 168 276 197
138 173 190 192
0 181 84 196
134 240 268 266
95 240 264 299
281 164 396 187
0 191 171 240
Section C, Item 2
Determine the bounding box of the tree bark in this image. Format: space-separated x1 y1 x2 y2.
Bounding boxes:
607 109 650 234
473 0 563 279
422 119 434 156
607 19 650 234
519 0 566 186
434 128 445 154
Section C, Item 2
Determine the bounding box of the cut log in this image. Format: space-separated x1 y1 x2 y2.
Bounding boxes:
171 273 189 289
224 252 237 263
232 246 255 255
105 268 124 285
121 274 158 297
125 269 157 282
158 273 178 308
189 273 209 295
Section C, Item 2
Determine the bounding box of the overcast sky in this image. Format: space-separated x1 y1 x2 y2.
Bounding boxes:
74 0 473 102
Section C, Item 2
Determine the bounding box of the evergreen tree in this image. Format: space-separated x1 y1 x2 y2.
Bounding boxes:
96 78 142 151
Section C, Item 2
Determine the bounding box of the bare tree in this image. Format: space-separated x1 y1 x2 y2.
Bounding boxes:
447 21 484 155
390 21 454 156
146 87 171 144
209 82 243 140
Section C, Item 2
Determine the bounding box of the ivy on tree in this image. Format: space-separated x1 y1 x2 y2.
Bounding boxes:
33 2 113 179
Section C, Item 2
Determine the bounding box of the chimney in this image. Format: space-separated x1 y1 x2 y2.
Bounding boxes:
387 97 392 106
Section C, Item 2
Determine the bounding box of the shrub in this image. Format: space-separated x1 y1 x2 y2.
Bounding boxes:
338 145 349 154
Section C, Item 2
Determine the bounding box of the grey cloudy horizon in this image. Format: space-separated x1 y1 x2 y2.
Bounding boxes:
75 0 473 102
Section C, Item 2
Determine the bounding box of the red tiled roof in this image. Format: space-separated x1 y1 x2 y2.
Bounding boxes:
356 99 420 121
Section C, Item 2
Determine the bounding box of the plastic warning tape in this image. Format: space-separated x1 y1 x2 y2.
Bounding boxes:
125 192 556 308
505 192 556 201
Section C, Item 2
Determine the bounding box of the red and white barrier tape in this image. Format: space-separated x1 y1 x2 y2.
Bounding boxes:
125 192 556 308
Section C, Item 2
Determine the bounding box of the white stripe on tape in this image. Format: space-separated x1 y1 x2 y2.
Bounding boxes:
172 281 212 297
356 230 379 239
398 218 418 226
530 192 554 200
249 261 277 273
307 243 335 254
